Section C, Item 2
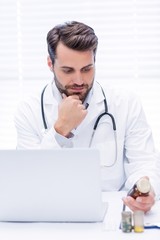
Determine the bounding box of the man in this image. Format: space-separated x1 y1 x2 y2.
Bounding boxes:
14 21 160 212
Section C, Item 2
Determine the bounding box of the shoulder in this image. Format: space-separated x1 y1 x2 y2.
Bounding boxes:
17 83 53 109
94 82 144 119
17 89 41 112
100 83 142 107
15 84 51 118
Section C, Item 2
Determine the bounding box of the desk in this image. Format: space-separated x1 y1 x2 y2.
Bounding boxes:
0 192 159 240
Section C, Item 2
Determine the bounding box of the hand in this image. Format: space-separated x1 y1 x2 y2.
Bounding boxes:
122 190 155 213
54 94 88 137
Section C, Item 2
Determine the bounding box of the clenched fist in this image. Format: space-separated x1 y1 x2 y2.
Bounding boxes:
54 94 88 137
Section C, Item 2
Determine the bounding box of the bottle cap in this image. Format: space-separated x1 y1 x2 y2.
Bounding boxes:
137 178 151 193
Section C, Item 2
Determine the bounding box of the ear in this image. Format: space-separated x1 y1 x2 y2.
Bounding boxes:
47 56 53 71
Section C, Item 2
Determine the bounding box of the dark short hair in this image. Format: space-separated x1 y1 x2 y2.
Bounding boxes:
47 21 98 64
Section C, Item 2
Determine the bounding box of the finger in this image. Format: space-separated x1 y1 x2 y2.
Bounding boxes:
122 197 139 212
70 95 80 100
134 202 152 213
123 196 141 209
136 195 155 205
140 176 149 180
81 105 88 111
123 196 135 207
123 196 152 213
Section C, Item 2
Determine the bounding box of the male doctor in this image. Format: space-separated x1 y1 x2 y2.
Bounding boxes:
15 21 160 212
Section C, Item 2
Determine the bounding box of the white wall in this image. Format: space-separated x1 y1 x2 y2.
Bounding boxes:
0 0 160 149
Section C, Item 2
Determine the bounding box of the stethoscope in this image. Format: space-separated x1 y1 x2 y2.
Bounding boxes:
41 83 117 167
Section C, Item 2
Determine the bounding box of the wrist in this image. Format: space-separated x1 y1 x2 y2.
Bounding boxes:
54 121 71 137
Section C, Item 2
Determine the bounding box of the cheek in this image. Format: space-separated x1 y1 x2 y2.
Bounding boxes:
54 71 70 85
83 71 95 83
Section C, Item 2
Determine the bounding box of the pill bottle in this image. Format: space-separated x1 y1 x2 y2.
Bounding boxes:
121 211 132 233
133 210 144 233
127 178 151 199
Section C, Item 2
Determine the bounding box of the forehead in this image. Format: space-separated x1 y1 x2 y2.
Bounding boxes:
55 42 94 67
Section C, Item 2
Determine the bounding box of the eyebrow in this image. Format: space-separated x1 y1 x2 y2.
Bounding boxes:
61 64 94 70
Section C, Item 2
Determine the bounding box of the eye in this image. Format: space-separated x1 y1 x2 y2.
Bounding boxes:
62 68 73 74
81 67 92 73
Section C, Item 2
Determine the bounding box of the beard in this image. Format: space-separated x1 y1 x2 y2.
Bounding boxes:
53 74 94 102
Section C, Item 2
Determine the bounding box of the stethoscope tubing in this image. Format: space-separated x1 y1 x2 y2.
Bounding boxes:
41 83 117 167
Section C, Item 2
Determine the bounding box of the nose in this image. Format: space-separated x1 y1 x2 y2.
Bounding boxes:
72 72 83 85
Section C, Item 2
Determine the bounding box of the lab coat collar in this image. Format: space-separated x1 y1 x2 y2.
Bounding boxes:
44 81 62 105
43 81 105 106
73 82 106 133
42 80 107 132
93 81 106 104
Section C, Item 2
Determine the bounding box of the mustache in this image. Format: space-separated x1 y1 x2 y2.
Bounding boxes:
65 84 88 89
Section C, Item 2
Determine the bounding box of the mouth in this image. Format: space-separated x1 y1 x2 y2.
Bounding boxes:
70 86 85 93
66 84 87 94
64 84 89 100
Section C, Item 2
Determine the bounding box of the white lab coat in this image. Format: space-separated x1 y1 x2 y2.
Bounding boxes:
14 81 160 195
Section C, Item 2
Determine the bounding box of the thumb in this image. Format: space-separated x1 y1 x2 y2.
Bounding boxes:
62 93 67 99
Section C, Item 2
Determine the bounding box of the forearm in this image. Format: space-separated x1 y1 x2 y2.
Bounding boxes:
16 125 73 149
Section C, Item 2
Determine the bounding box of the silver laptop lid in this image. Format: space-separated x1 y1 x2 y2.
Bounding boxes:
0 148 107 222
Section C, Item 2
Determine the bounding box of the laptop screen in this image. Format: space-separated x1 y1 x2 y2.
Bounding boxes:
0 148 107 222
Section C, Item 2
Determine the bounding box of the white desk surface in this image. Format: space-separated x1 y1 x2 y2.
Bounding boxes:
0 191 159 240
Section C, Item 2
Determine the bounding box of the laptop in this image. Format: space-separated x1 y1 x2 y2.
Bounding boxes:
0 148 107 222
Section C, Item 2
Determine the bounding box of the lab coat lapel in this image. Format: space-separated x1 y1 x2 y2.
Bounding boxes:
42 82 107 132
42 83 60 127
75 82 105 133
